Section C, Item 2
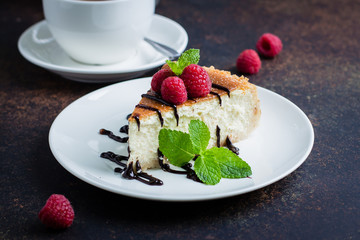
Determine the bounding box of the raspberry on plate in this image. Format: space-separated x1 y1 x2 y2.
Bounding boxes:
151 69 175 94
38 194 75 229
161 76 188 105
256 33 283 58
236 49 261 74
180 64 211 98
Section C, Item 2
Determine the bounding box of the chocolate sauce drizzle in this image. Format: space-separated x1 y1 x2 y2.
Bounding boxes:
226 136 240 155
133 115 140 131
120 125 129 134
212 83 231 97
215 126 239 154
216 125 239 155
141 93 179 126
136 104 164 127
182 163 202 183
158 150 202 183
122 161 163 185
100 151 128 167
100 151 162 185
114 167 124 173
210 91 222 106
99 129 128 143
216 126 221 147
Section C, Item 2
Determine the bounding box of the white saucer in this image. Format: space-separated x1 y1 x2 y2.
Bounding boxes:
18 15 188 83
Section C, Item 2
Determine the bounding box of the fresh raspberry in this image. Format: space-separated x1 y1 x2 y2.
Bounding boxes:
180 64 211 98
236 49 261 74
38 194 74 229
151 69 175 94
161 76 187 105
256 33 283 58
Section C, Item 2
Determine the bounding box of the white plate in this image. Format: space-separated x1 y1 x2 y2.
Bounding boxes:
18 15 188 83
49 77 314 201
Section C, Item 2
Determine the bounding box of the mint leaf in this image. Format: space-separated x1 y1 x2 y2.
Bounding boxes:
194 153 221 185
165 49 200 75
158 129 195 167
189 120 210 154
178 48 200 68
165 61 182 76
207 147 252 178
158 120 252 185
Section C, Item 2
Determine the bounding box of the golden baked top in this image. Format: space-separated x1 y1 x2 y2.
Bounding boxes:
129 66 252 121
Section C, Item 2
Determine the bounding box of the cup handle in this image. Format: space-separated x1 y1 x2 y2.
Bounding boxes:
32 22 54 44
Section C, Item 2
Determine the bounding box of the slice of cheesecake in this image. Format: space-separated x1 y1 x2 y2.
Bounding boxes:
127 66 261 170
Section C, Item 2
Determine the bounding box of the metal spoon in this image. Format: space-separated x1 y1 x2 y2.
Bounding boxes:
144 37 181 60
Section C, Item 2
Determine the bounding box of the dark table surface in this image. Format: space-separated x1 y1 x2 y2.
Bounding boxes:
1 0 359 239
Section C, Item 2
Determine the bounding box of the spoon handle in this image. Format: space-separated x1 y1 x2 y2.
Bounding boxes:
144 37 181 60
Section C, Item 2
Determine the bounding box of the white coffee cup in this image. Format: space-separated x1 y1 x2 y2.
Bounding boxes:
42 0 155 65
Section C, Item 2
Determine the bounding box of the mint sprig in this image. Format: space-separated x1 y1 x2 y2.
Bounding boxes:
165 49 200 75
158 120 252 185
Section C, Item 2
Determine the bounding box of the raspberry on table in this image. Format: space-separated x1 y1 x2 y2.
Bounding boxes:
151 69 175 94
236 49 261 74
256 33 283 58
161 76 188 105
180 64 211 98
38 194 74 229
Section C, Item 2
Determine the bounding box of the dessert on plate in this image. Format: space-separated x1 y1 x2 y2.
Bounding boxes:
127 50 261 171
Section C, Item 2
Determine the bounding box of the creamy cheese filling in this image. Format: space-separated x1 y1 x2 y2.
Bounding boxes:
128 88 260 170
